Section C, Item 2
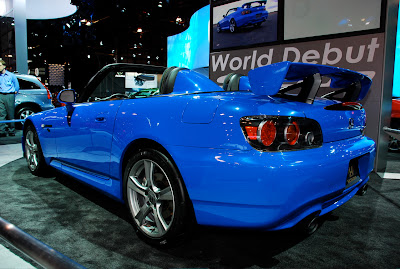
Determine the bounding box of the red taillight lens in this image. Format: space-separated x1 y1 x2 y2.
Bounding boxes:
285 122 299 145
240 116 323 152
241 10 251 15
39 79 51 100
260 120 276 146
245 126 258 140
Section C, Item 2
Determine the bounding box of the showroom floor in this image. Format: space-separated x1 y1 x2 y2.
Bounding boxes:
0 132 400 269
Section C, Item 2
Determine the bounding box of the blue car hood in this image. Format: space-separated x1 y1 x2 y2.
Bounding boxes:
247 61 372 101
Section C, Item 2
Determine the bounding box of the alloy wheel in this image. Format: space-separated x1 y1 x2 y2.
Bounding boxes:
230 20 236 32
25 130 39 171
127 159 175 238
20 109 35 120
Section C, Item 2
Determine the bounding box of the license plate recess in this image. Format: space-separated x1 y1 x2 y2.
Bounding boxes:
346 158 360 188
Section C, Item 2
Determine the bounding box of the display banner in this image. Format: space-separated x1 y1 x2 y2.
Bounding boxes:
210 33 385 148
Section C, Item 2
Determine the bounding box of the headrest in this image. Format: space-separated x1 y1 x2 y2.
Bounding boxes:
159 66 186 94
223 73 244 91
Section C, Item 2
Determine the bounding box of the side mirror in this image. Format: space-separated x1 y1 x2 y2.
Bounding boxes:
57 89 76 104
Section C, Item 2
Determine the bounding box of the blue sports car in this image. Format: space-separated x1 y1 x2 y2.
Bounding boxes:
23 61 376 246
217 0 269 33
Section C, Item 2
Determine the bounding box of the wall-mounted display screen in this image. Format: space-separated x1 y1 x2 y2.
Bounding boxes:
212 0 278 50
284 0 381 40
167 5 210 69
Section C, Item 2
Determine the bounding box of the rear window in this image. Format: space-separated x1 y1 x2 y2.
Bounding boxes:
18 79 41 90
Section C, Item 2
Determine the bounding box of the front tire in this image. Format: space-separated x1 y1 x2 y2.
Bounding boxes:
124 149 194 246
229 19 236 33
24 125 48 176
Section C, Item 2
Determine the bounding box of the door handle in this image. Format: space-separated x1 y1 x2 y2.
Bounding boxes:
95 117 106 122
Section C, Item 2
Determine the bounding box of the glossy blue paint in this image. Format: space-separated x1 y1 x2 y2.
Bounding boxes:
172 69 223 94
23 62 376 230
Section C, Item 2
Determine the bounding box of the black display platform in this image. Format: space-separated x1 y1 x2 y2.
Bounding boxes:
1 157 399 268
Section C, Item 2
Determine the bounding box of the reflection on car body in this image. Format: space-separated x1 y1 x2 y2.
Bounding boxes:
217 0 269 33
23 62 375 246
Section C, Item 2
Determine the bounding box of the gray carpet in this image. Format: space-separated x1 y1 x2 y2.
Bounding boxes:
0 157 399 268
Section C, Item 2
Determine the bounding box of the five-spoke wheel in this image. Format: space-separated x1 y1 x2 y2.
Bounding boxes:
229 19 236 33
124 149 194 246
127 158 175 238
24 126 48 176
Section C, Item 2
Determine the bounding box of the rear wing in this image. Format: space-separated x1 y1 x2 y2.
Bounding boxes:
242 1 267 8
247 61 372 104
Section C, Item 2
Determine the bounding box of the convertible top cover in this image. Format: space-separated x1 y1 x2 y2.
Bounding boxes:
248 61 372 102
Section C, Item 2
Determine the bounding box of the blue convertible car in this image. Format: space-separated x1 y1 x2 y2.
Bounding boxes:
23 62 375 246
217 0 269 33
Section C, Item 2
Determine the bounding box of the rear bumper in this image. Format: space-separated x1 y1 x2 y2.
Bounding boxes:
236 12 268 27
169 135 375 230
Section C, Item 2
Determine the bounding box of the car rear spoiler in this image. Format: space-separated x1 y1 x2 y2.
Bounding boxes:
242 1 267 8
247 61 372 104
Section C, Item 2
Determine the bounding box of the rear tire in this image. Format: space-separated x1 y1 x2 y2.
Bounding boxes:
123 149 194 247
16 106 40 129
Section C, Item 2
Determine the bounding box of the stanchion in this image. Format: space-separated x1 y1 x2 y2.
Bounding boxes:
0 217 85 269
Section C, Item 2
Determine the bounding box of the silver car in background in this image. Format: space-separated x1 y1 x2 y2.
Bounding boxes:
15 74 54 122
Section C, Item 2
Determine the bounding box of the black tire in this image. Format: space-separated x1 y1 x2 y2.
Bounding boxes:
24 125 49 176
16 106 40 129
388 137 400 151
229 19 236 33
254 22 262 27
123 149 194 247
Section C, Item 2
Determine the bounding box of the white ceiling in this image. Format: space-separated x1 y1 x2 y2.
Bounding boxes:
1 0 77 19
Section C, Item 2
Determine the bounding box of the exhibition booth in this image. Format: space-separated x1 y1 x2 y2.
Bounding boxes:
0 0 399 268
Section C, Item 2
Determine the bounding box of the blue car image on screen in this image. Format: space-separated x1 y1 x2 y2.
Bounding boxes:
217 0 269 33
23 62 375 246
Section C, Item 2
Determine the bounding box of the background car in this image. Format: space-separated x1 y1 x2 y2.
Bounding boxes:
388 98 400 150
217 0 269 33
15 74 54 124
23 62 375 247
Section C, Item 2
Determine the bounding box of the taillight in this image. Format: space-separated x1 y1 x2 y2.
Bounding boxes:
259 120 276 146
38 79 51 100
284 122 299 145
240 116 323 151
241 10 251 15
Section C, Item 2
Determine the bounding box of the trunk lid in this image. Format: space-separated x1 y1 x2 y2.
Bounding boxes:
302 98 366 142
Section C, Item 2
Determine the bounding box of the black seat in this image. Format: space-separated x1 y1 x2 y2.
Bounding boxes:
159 66 186 94
223 73 244 92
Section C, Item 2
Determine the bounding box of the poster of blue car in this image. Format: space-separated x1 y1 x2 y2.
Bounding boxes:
212 0 278 50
